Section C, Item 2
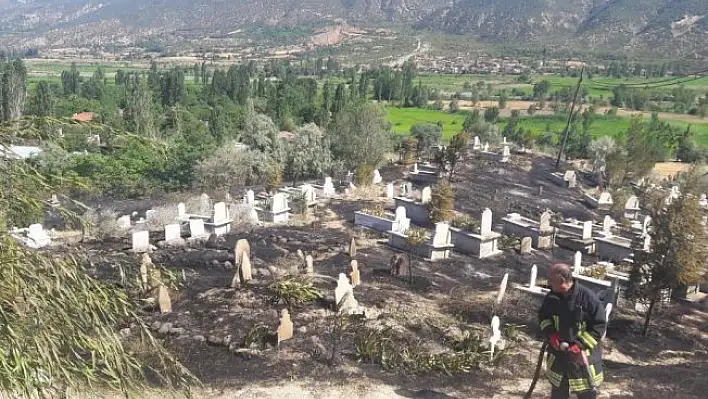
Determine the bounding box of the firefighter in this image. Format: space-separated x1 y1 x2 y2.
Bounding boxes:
538 263 606 399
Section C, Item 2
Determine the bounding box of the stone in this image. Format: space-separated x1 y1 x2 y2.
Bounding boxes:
395 206 407 222
158 285 172 313
598 192 613 204
297 249 305 260
539 211 552 233
372 169 382 185
563 170 577 187
520 237 532 254
277 309 294 345
245 189 255 205
193 335 206 342
177 203 186 219
334 273 353 307
117 215 131 229
150 321 161 331
199 193 211 214
323 177 335 198
413 163 419 173
574 251 582 273
530 265 537 288
625 195 640 210
234 239 251 265
208 336 223 346
538 185 544 196
305 255 314 275
350 260 360 287
390 253 409 277
165 224 181 242
473 136 481 149
603 215 615 235
158 322 173 335
349 237 357 257
501 145 511 162
421 186 432 204
132 230 150 253
271 193 288 213
480 208 493 237
386 183 394 199
140 253 151 286
240 252 253 281
581 220 593 240
432 222 451 247
189 219 206 238
213 201 229 224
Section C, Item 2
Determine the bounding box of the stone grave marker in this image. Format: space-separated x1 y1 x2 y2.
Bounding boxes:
117 215 131 229
177 203 186 219
563 171 577 188
642 215 652 237
27 224 51 248
213 202 228 224
277 309 294 345
245 190 255 205
350 260 360 287
625 195 639 210
158 285 172 313
372 169 382 184
335 273 353 307
272 193 288 213
189 219 206 238
483 142 489 152
581 220 593 240
501 145 510 162
132 231 150 252
421 186 432 204
603 215 614 235
323 177 335 198
140 254 150 287
539 211 552 233
530 265 537 288
199 193 211 214
386 183 394 199
598 192 612 204
574 251 582 273
432 222 451 246
240 252 253 281
413 163 419 173
473 136 481 149
165 224 181 242
145 209 156 220
405 182 413 197
480 208 493 236
643 234 651 251
305 255 314 275
349 238 357 257
230 269 241 288
390 254 409 277
234 239 251 265
520 237 532 254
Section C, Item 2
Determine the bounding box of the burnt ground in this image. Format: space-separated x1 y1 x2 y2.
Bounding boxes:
69 153 707 398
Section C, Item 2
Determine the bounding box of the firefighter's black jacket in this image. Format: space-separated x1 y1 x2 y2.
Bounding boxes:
538 280 606 392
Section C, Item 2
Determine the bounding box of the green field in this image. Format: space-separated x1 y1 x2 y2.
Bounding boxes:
387 107 708 146
387 107 468 137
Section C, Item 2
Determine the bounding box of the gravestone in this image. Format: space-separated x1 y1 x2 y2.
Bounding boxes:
234 239 251 265
581 221 593 240
501 145 511 162
199 193 211 214
117 215 131 229
520 237 532 254
413 163 419 173
245 190 255 205
132 231 150 252
386 183 394 199
539 211 552 233
145 209 156 220
473 136 481 149
165 224 181 242
625 195 640 210
642 215 652 237
158 285 172 313
350 260 360 287
538 185 544 196
483 142 489 152
272 193 288 213
177 203 186 219
372 169 382 184
189 219 206 238
405 182 413 197
335 273 353 307
27 224 51 248
345 171 354 184
480 208 493 236
563 171 577 188
230 268 241 288
390 253 409 277
432 223 451 246
140 254 150 286
240 252 253 281
574 251 582 272
277 309 294 345
603 215 615 235
224 192 232 203
213 202 228 224
349 238 357 257
301 184 316 203
323 177 335 198
421 186 432 204
598 192 612 204
305 255 314 275
643 234 651 251
395 206 407 221
530 265 537 288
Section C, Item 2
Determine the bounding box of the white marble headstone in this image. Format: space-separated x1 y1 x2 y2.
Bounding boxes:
213 202 228 224
271 193 288 212
421 186 432 204
581 220 593 240
177 203 186 219
165 224 181 242
117 215 131 229
573 251 582 272
189 219 205 237
480 208 493 236
372 169 382 185
598 192 612 204
132 230 150 252
530 265 537 288
386 183 394 199
603 215 614 235
432 222 451 246
334 273 353 307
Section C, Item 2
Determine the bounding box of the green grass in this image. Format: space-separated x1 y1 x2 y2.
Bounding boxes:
387 107 708 146
387 107 467 138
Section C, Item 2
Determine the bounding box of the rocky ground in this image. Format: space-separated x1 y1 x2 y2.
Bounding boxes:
66 152 707 398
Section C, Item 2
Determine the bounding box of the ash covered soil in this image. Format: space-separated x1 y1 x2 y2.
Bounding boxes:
74 152 707 398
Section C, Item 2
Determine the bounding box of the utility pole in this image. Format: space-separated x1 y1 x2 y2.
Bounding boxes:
555 65 585 169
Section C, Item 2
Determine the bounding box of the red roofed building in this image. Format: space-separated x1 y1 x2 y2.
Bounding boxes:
72 112 95 122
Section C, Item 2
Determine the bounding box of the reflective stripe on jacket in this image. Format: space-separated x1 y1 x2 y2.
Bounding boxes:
538 281 606 392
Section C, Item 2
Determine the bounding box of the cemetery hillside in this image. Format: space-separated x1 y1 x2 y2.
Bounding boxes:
2 12 708 399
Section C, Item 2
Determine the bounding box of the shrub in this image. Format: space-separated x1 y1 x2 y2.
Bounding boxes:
361 203 386 217
582 265 608 279
451 214 479 233
428 182 455 223
268 276 324 309
406 226 429 247
355 164 375 187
